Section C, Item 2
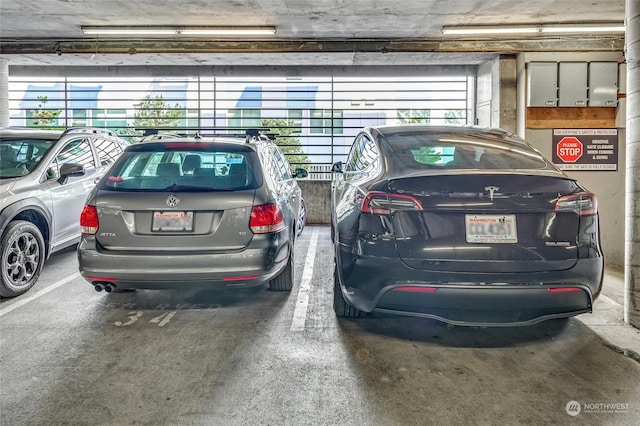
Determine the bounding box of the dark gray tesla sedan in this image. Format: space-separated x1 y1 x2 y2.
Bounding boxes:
331 125 603 326
78 131 307 293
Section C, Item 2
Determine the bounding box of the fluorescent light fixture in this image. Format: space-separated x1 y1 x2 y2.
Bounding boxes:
541 25 626 33
442 27 540 35
82 26 276 36
82 28 177 36
442 24 625 36
180 27 276 36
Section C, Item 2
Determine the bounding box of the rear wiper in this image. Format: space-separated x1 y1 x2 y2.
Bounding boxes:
161 183 234 191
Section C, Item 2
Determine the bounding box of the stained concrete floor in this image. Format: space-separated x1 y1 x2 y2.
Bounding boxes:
1 226 638 425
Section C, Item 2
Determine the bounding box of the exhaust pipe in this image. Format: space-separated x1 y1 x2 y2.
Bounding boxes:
104 283 115 293
94 283 104 292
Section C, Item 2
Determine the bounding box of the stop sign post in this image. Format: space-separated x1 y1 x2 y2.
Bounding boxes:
556 137 583 163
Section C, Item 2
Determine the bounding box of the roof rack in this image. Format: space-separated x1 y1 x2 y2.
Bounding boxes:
61 127 118 138
139 133 183 142
244 128 272 143
135 127 277 143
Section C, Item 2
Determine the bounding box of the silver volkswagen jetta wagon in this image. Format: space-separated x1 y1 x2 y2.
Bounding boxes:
77 130 307 293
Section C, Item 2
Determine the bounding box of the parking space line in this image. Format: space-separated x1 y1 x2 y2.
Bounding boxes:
0 272 80 318
290 228 320 332
599 294 621 307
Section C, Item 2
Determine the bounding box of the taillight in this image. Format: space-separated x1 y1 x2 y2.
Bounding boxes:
555 193 598 216
360 191 423 214
249 203 285 234
80 205 99 235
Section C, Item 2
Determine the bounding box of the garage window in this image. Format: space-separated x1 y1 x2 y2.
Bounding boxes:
9 72 473 179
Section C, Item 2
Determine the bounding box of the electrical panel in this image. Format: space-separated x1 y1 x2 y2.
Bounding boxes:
527 61 619 108
589 62 618 107
559 62 588 107
527 62 558 107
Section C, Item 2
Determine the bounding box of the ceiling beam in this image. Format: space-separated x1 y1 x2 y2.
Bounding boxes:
0 37 625 56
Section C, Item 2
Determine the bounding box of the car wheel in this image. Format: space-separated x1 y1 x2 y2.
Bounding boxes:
268 249 294 291
296 199 306 237
0 220 46 298
333 262 366 318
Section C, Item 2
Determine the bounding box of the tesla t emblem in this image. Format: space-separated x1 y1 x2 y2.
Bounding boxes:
166 195 180 208
484 186 500 201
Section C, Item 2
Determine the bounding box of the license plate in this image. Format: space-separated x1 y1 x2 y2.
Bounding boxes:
465 214 517 244
152 211 194 232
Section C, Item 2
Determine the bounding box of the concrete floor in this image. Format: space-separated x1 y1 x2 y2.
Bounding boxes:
1 226 638 425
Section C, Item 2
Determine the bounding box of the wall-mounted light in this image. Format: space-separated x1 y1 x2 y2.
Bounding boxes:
442 23 625 36
81 26 277 37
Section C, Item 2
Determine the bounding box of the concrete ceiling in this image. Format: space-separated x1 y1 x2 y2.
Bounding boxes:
0 0 626 67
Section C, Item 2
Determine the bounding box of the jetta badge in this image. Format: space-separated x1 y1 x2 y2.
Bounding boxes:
484 186 500 201
166 195 180 208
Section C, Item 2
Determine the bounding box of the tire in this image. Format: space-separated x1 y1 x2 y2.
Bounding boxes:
296 199 306 237
333 262 366 318
268 249 294 291
1 220 46 298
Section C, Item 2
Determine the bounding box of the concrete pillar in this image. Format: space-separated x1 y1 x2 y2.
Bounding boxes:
495 54 517 133
0 58 9 127
625 0 640 328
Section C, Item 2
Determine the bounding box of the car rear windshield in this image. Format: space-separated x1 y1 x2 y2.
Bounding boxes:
384 132 548 171
1 138 56 178
101 143 263 191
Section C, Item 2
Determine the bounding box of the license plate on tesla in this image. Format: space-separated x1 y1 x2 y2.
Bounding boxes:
465 214 517 243
152 211 194 232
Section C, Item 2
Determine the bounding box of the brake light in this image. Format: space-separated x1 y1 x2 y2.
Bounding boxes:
163 143 204 149
80 205 99 235
360 191 423 214
249 203 285 234
555 193 598 215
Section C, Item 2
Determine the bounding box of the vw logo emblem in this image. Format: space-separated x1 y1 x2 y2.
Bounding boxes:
166 195 180 208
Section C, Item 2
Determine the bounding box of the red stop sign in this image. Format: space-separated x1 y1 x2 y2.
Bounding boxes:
557 137 583 163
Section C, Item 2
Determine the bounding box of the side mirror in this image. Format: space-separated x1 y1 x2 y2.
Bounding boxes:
331 161 343 173
293 168 308 179
58 163 85 184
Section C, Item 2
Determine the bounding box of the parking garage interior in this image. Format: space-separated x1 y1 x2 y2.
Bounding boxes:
1 0 639 424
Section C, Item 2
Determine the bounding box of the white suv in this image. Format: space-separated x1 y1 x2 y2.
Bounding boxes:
0 127 128 297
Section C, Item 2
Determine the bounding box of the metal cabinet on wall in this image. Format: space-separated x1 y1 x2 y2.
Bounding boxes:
528 61 618 108
559 62 588 107
527 62 558 107
589 62 618 106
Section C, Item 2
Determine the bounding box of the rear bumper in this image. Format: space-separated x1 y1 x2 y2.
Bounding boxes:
77 233 290 290
374 285 592 327
337 255 602 326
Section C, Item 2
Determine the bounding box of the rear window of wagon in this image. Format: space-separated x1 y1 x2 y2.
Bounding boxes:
102 145 263 191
